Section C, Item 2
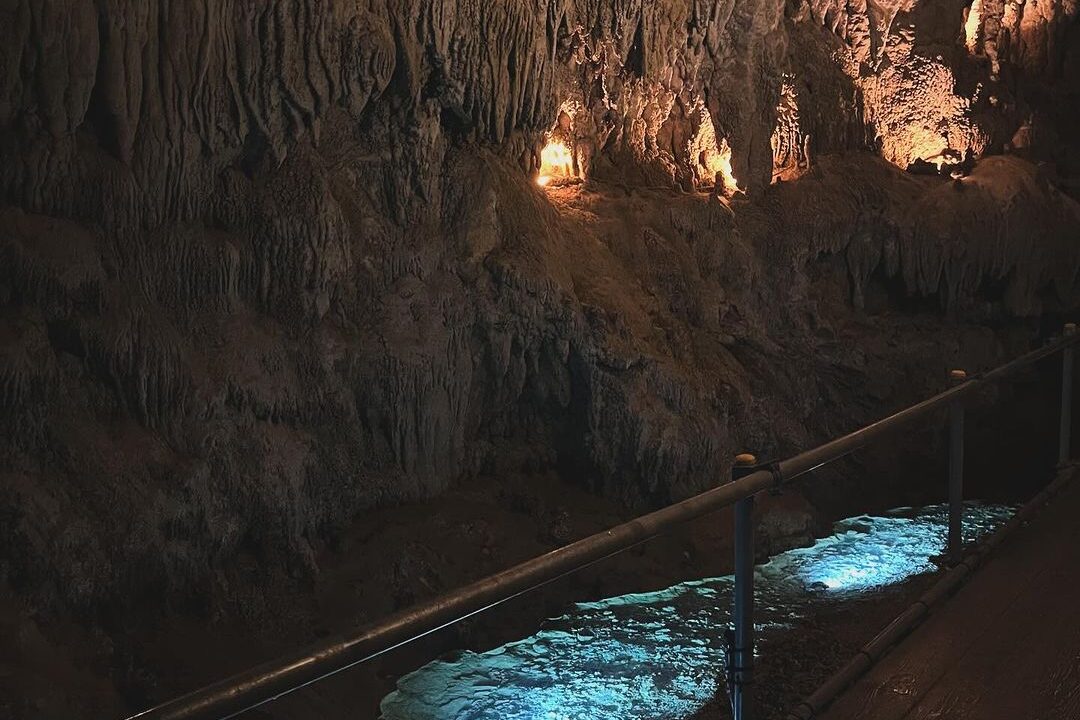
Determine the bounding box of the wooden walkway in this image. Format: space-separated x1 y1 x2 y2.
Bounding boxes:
821 471 1080 720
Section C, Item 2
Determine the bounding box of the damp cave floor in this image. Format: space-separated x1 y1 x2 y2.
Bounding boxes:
820 466 1080 720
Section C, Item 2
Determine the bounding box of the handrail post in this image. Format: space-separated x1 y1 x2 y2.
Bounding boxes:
1059 323 1076 466
947 369 967 565
731 453 758 720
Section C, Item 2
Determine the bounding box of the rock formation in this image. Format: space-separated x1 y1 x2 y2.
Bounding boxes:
1 0 1078 716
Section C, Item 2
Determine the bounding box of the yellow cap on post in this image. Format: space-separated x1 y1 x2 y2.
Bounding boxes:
949 369 967 382
734 453 757 466
1065 322 1077 336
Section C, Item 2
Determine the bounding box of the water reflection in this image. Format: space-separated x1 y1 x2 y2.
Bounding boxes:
381 503 1013 720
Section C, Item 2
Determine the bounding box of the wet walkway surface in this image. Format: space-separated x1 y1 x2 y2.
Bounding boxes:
822 472 1080 720
379 503 1015 720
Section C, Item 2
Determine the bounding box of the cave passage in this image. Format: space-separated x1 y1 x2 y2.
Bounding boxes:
379 503 1013 720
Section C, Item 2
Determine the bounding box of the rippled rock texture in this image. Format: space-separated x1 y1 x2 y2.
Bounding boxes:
1 0 1079 716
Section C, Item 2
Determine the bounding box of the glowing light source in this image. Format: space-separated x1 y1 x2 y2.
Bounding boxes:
538 140 575 187
688 105 740 195
711 140 739 195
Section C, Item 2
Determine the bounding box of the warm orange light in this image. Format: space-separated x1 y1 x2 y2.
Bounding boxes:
688 105 740 195
538 141 575 187
541 142 573 172
714 141 739 193
700 135 739 195
964 0 982 53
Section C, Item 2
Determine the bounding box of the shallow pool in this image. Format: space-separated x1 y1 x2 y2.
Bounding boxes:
380 502 1013 720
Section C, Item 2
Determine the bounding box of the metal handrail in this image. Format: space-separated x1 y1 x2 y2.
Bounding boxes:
128 329 1079 720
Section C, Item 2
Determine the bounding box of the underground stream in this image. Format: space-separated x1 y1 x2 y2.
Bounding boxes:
379 502 1014 720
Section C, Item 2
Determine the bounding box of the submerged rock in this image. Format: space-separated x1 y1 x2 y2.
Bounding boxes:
380 503 1013 720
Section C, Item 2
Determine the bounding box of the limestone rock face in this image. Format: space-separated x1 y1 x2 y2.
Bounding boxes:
0 1 1079 712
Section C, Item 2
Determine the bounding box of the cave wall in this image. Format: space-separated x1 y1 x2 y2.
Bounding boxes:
0 0 791 614
1 3 1080 705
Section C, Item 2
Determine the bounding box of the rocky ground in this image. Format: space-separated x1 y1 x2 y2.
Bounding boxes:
2 0 1079 717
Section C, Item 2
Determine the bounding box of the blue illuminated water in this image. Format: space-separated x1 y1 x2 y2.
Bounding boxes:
380 503 1013 720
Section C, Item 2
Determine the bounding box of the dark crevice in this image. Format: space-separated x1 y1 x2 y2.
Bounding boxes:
626 18 646 76
861 262 943 315
82 11 122 159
